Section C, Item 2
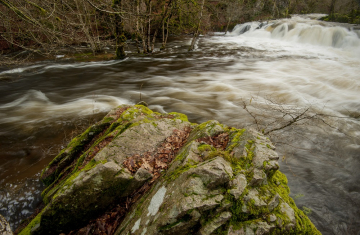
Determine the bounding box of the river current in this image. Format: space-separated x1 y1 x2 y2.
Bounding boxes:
0 15 359 234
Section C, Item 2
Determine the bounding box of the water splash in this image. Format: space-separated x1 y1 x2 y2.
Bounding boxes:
0 90 131 127
229 16 360 53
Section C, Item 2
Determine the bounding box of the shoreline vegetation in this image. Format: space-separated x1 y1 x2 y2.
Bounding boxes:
1 0 359 67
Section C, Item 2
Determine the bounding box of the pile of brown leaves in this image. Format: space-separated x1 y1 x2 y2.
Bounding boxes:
196 132 230 150
123 126 192 179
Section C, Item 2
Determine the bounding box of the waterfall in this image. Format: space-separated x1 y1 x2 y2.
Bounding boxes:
230 16 360 50
228 22 268 35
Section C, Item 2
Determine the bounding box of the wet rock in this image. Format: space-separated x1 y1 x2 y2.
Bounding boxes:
229 174 247 199
280 201 296 225
186 156 233 189
180 194 224 213
250 168 267 186
0 214 13 235
268 193 280 211
269 214 277 223
228 221 275 235
21 105 192 234
181 141 202 166
199 211 232 235
19 105 321 235
244 189 267 210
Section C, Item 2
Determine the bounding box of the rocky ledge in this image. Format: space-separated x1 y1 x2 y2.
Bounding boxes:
18 104 321 235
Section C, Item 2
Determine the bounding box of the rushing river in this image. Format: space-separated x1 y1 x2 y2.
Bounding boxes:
1 15 360 234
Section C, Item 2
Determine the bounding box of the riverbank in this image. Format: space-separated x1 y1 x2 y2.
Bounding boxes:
1 15 360 70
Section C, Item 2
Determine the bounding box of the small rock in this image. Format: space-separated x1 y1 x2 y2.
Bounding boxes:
250 168 267 186
269 214 277 223
280 202 296 224
0 214 13 235
244 189 267 212
187 157 233 189
229 174 247 199
228 221 274 235
253 221 275 235
134 168 153 181
199 211 232 235
215 199 233 214
268 194 280 211
136 101 148 107
252 140 279 169
228 226 250 235
181 142 202 166
182 177 208 196
30 223 41 234
180 194 224 213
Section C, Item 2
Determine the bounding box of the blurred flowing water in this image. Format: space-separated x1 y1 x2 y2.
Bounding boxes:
0 15 359 234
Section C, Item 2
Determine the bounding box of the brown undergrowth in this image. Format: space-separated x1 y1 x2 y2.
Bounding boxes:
196 132 230 150
123 126 192 178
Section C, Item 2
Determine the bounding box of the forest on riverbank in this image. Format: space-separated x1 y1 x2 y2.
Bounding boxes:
1 0 360 65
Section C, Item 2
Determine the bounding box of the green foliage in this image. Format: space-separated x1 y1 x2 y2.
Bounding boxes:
321 10 360 24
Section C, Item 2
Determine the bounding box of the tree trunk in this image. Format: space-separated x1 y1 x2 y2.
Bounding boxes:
225 17 231 35
113 0 126 59
329 0 337 17
161 13 165 50
189 0 205 51
151 0 173 52
135 0 141 53
147 0 152 53
161 16 171 50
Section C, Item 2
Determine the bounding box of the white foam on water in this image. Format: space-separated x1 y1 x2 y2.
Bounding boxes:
0 90 131 125
0 65 43 75
0 59 125 77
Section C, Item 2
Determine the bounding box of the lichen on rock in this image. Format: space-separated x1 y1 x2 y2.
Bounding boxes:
115 122 320 235
19 105 321 235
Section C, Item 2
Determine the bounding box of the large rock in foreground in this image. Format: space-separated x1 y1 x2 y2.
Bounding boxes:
19 104 321 235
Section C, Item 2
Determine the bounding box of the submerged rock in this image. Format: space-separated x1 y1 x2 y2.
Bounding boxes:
19 105 321 235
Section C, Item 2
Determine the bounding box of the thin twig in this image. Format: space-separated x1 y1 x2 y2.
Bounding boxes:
139 83 143 102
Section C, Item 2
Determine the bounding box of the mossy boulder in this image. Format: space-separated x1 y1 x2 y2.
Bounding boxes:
20 104 192 234
116 124 321 235
19 105 321 235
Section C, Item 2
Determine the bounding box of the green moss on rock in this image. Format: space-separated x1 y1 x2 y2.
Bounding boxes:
22 105 320 235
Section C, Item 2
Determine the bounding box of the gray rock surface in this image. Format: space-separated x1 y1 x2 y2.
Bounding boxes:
115 123 320 235
0 214 12 235
229 174 247 199
19 106 320 235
